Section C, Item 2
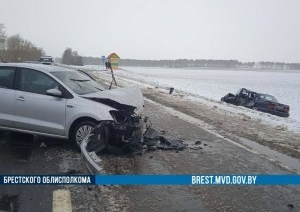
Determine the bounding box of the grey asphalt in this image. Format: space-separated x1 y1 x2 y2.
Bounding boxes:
0 99 299 212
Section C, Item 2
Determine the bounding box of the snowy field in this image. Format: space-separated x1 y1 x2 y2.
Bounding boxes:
118 67 300 131
80 65 300 133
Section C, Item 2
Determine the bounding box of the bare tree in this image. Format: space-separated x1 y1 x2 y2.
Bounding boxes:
61 48 73 65
61 48 83 66
0 23 6 62
3 34 44 62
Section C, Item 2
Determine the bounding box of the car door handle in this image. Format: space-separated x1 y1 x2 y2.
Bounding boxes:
67 105 74 108
16 96 25 101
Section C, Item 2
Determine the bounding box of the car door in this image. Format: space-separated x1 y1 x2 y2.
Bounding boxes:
0 67 16 128
14 68 67 136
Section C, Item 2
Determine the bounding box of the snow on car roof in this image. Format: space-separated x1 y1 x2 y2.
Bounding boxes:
0 63 75 73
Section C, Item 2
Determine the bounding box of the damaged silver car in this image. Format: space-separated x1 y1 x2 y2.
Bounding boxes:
0 63 144 148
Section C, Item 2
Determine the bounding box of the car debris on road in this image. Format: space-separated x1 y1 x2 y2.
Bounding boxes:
81 120 188 174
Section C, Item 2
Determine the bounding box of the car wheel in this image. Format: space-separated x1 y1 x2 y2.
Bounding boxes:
237 97 245 106
71 120 97 149
251 107 258 111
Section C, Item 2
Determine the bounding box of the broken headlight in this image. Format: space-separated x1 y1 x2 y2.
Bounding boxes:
110 110 128 123
108 110 143 145
109 109 141 125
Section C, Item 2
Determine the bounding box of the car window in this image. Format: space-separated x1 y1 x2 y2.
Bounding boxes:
248 93 255 98
241 89 248 96
257 94 278 103
0 67 15 89
20 68 59 95
52 71 105 95
265 95 278 103
260 95 265 100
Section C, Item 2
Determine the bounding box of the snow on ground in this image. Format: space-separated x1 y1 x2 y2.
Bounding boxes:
79 65 300 133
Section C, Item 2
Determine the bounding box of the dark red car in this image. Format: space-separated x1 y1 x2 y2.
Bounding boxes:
221 88 290 117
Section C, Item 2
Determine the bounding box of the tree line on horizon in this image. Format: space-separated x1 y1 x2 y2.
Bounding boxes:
0 23 44 62
1 23 300 69
61 48 83 66
78 56 300 70
0 23 83 65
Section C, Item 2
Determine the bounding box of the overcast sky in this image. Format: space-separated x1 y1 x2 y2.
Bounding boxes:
1 0 299 62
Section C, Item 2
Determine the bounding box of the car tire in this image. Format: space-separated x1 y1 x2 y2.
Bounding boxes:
71 120 97 149
251 107 258 111
238 98 245 106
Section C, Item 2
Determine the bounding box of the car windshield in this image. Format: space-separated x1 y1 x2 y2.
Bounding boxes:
236 88 242 95
40 57 53 62
52 71 105 95
258 94 278 103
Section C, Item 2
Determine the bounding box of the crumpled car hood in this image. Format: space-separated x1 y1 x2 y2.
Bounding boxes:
80 85 144 111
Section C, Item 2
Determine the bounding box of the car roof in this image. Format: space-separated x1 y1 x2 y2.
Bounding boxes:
0 63 75 73
241 88 255 93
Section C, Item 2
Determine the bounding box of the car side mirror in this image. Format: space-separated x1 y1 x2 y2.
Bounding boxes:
46 89 63 98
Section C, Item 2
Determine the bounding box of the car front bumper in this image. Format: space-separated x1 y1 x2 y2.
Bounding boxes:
81 137 103 174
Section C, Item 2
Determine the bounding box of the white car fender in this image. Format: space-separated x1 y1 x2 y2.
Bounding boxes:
65 97 115 137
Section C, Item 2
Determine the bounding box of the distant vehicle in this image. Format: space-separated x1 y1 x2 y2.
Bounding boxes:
221 88 290 117
39 56 54 65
